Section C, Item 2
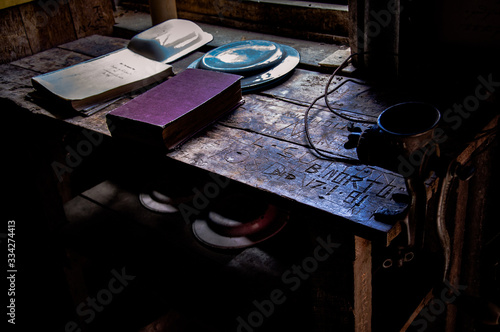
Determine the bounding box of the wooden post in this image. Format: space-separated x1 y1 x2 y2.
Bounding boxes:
354 236 372 332
149 0 177 25
347 0 362 67
445 178 468 331
347 0 401 78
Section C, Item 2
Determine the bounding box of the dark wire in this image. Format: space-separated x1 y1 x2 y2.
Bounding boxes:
323 54 376 124
304 52 376 162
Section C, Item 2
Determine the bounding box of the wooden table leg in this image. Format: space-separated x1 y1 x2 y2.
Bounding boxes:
354 236 372 332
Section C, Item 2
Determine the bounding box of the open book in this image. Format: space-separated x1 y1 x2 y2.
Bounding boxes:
31 19 213 114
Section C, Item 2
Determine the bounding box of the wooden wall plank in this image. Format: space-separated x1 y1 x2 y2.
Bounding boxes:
19 1 77 54
176 0 348 42
1 0 116 63
177 0 349 35
0 5 32 64
121 0 349 41
69 0 115 39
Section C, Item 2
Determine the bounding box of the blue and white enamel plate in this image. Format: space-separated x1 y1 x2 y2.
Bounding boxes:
187 40 300 92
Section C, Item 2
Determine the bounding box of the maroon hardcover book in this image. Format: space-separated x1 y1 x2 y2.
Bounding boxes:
106 68 242 150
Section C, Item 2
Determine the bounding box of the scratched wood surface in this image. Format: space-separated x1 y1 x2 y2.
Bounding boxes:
1 35 412 243
169 122 406 241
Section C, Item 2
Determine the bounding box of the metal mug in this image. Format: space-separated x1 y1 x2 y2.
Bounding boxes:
354 102 441 176
348 102 441 248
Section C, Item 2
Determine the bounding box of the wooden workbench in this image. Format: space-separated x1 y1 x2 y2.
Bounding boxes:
2 34 498 332
1 34 408 242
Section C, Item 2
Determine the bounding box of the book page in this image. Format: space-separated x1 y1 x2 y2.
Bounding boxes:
32 48 171 101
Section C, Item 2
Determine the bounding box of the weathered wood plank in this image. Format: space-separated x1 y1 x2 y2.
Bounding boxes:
354 236 372 332
0 6 32 64
1 0 115 64
57 35 129 58
10 47 92 74
175 0 349 43
169 124 406 241
347 0 361 67
19 1 76 54
221 93 371 160
69 0 115 39
0 63 46 115
0 63 37 90
261 69 414 119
